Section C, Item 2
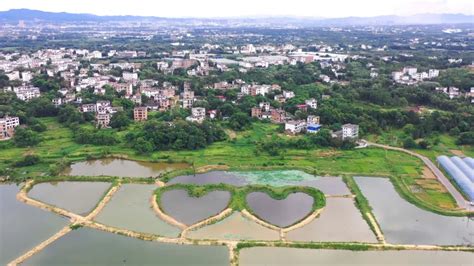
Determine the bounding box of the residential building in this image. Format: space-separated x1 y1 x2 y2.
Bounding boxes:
96 113 111 128
342 124 359 140
305 98 318 109
307 115 320 125
251 107 263 118
285 120 306 134
271 109 287 124
186 107 206 123
282 90 295 99
123 72 138 82
0 116 20 140
13 86 41 101
306 123 322 134
133 107 148 121
80 104 97 113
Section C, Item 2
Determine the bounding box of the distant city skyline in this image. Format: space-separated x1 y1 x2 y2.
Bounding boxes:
0 0 472 18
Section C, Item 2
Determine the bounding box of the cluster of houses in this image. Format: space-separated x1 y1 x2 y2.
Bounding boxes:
392 67 439 85
0 46 361 133
435 87 474 102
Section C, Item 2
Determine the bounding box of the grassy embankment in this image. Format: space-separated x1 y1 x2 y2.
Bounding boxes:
0 117 468 215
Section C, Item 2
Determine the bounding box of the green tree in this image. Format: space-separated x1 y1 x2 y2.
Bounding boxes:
13 127 41 147
110 111 131 130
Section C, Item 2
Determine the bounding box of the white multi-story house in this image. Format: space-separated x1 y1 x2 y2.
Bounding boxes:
282 90 295 99
186 107 206 123
21 71 33 82
428 69 439 79
13 86 41 101
122 72 138 82
0 116 20 140
305 98 318 109
342 124 359 140
259 102 271 112
80 104 96 113
285 120 307 134
402 67 417 76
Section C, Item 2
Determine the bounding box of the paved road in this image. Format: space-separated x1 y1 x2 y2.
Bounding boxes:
365 141 473 211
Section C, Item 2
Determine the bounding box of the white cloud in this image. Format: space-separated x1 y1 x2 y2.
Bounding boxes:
0 0 472 18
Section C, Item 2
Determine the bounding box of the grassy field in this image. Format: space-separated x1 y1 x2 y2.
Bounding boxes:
0 118 467 214
366 129 474 160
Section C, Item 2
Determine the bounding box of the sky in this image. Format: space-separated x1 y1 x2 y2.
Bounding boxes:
0 0 472 18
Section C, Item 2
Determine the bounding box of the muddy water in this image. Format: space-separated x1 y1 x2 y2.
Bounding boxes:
239 247 474 266
170 170 350 195
355 176 474 245
188 212 280 241
286 198 377 242
64 158 189 178
246 192 313 227
94 184 180 237
28 182 111 215
23 228 229 266
0 184 68 265
160 189 231 225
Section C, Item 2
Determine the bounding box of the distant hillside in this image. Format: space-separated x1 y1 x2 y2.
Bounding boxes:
0 9 472 26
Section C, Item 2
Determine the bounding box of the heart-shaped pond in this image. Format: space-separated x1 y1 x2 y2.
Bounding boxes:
246 192 314 227
160 189 231 225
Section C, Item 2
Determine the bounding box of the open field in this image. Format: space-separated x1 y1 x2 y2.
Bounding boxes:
366 129 474 160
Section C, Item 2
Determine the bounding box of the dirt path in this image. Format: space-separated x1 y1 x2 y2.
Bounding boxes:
150 194 187 229
241 209 281 232
7 225 72 266
181 208 233 238
282 208 324 233
366 212 385 244
86 183 121 220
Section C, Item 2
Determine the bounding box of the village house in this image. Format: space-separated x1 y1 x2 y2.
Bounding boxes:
112 82 133 96
285 120 306 134
306 115 321 134
342 124 359 140
181 90 195 109
305 98 318 109
271 109 287 124
12 86 41 101
80 103 96 113
435 87 461 99
133 107 148 121
96 113 111 128
0 116 20 140
122 72 138 83
186 107 206 123
282 90 295 99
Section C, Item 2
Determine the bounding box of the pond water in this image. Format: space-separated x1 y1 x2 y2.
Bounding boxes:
0 184 68 265
239 247 474 266
94 184 181 237
246 192 314 227
187 212 280 241
355 176 474 245
286 198 377 242
23 228 230 266
169 170 350 195
64 158 189 178
160 189 231 225
28 181 111 215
